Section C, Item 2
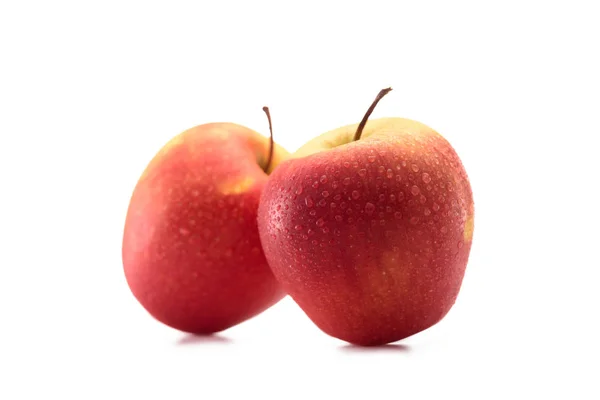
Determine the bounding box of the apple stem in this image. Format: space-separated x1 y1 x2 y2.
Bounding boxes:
353 87 393 142
262 106 275 173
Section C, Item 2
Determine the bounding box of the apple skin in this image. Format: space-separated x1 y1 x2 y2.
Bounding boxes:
258 118 474 346
123 122 288 334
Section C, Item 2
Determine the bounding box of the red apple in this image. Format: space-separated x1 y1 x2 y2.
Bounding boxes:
258 89 474 346
123 115 288 334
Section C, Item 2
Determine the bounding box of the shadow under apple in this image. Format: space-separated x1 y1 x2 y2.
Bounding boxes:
339 343 412 353
176 333 233 346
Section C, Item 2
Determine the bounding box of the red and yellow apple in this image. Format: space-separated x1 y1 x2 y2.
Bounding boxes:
123 120 288 334
257 89 474 346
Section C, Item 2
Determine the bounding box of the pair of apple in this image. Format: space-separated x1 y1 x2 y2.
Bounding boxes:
122 89 474 346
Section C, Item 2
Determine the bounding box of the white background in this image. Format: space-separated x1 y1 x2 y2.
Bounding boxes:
1 1 599 399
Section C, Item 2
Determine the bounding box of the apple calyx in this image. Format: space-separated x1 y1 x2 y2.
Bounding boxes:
352 87 393 142
262 106 275 173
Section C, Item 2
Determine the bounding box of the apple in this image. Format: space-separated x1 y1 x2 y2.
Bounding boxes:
257 89 474 346
123 110 289 334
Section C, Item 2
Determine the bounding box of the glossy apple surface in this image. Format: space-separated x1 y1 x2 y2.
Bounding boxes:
123 122 288 334
258 117 474 345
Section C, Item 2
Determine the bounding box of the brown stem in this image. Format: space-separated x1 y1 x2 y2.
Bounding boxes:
262 106 275 173
353 87 393 142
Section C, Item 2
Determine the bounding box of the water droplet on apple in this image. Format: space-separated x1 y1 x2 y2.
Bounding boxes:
410 216 420 225
340 202 348 209
458 241 464 248
422 172 431 183
320 175 328 184
312 239 318 245
368 155 376 163
322 191 330 198
365 202 376 215
358 169 367 177
386 169 394 178
424 208 431 216
331 181 339 189
411 164 420 172
396 175 402 182
334 194 342 201
322 226 330 234
318 199 327 207
411 185 420 196
295 224 303 231
343 177 351 185
420 195 427 204
344 162 350 168
335 215 343 222
307 229 314 236
305 196 314 208
378 166 385 173
351 190 360 199
312 181 319 189
316 218 325 227
394 211 402 220
309 210 317 216
295 186 303 195
330 202 337 209
440 226 448 233
432 203 440 211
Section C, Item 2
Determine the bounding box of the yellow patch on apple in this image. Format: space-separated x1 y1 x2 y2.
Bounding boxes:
159 134 185 155
463 215 474 241
219 176 255 195
210 127 231 139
